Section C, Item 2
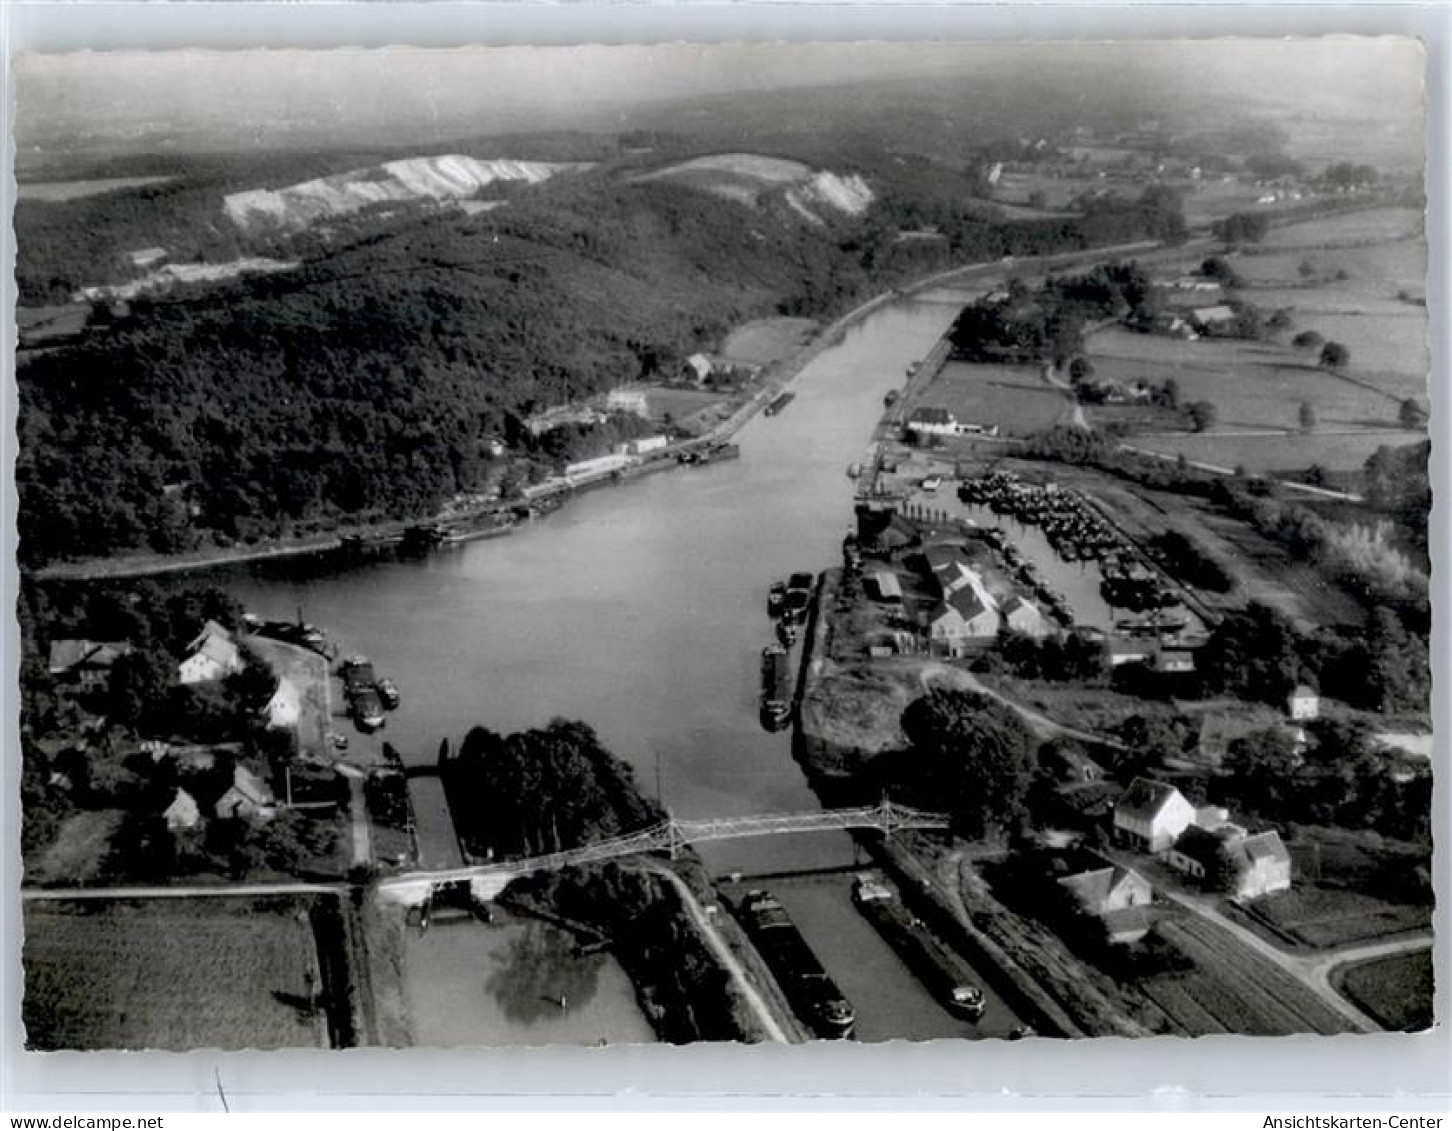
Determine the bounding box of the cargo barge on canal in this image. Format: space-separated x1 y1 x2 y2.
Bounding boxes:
852 874 986 1021
734 890 856 1039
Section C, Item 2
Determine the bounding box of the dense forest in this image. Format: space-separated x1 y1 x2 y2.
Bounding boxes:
17 151 1190 567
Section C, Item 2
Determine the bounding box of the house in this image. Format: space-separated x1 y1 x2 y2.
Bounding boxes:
128 246 169 270
1003 594 1050 639
163 788 201 832
1058 861 1153 915
1235 831 1293 898
47 639 134 697
606 386 651 416
1168 824 1291 899
1287 684 1320 721
1113 778 1197 854
685 353 713 383
906 406 959 440
214 765 276 822
1154 649 1196 674
1057 860 1155 944
613 435 669 457
178 621 243 686
927 586 1000 656
1189 305 1237 333
263 677 301 729
1150 312 1198 340
867 571 903 604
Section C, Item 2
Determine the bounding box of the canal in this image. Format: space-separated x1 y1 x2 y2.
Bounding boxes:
220 284 1034 1043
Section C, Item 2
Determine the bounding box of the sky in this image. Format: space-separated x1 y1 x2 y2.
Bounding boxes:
15 39 1426 158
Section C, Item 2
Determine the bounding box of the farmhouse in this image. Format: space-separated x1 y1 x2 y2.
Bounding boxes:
926 586 1000 656
614 435 669 457
263 677 301 730
685 353 713 383
906 406 959 440
606 386 652 417
48 639 134 698
163 788 202 832
1150 312 1198 340
178 621 243 686
214 765 275 822
1113 778 1197 853
1287 684 1320 721
1168 823 1292 900
1057 859 1155 943
1003 594 1050 638
1189 305 1237 334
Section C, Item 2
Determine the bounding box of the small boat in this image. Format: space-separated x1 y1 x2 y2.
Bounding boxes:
768 582 787 618
377 678 401 709
776 619 799 648
847 463 862 479
351 689 386 732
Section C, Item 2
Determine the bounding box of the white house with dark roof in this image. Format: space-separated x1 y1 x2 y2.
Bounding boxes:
1113 778 1197 853
163 788 201 832
906 406 959 439
214 765 275 822
178 620 243 686
1168 824 1292 899
1287 684 1320 721
927 585 1000 657
1003 594 1050 638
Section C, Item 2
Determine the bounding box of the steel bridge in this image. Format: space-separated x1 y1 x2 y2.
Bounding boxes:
377 801 948 904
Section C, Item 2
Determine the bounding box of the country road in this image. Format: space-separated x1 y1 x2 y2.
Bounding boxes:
22 881 345 901
634 860 795 1044
1106 849 1408 1033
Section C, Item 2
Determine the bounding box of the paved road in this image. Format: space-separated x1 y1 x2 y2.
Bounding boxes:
634 860 794 1044
22 881 344 901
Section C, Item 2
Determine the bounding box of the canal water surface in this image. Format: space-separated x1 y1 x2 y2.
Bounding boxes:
222 287 1030 1042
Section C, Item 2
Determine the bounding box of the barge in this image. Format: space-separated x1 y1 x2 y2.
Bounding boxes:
852 874 985 1021
764 391 796 417
735 890 855 1039
759 644 792 730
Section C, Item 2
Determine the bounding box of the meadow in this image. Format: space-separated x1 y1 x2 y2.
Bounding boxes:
23 897 328 1050
1334 950 1434 1032
1122 430 1425 477
921 361 1075 435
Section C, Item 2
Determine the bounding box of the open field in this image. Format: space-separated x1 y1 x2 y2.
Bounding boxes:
1245 887 1432 950
23 897 328 1050
26 810 124 886
1333 950 1434 1033
721 317 819 366
17 175 176 201
921 361 1075 435
1143 915 1353 1036
642 386 729 422
1127 429 1425 477
1255 207 1424 250
1088 327 1416 436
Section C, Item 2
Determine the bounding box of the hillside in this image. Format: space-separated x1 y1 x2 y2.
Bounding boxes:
633 153 874 224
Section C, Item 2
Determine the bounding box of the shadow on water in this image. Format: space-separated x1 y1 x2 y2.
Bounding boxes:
483 920 606 1024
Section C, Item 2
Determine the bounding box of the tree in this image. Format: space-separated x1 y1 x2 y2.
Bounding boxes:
1292 330 1324 350
1398 398 1428 430
1068 357 1095 385
1186 401 1218 433
1298 401 1318 433
1267 308 1294 334
1162 377 1181 410
899 689 1038 840
1200 255 1240 284
1113 714 1187 781
1319 341 1350 370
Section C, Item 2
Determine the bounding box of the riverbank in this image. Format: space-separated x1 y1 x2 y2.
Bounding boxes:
26 236 1184 585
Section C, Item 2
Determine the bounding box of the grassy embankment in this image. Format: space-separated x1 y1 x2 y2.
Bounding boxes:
1332 950 1434 1033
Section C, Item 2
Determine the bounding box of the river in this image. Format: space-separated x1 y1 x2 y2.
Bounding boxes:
226 292 965 875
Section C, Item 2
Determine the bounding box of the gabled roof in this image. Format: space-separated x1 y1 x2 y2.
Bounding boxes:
946 584 994 623
1003 594 1041 619
1240 830 1290 866
48 639 132 673
1289 684 1318 699
1191 304 1236 323
908 406 954 425
229 765 274 807
1116 777 1188 821
1057 864 1144 909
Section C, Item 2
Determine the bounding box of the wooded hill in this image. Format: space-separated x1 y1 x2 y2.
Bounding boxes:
16 148 1186 567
